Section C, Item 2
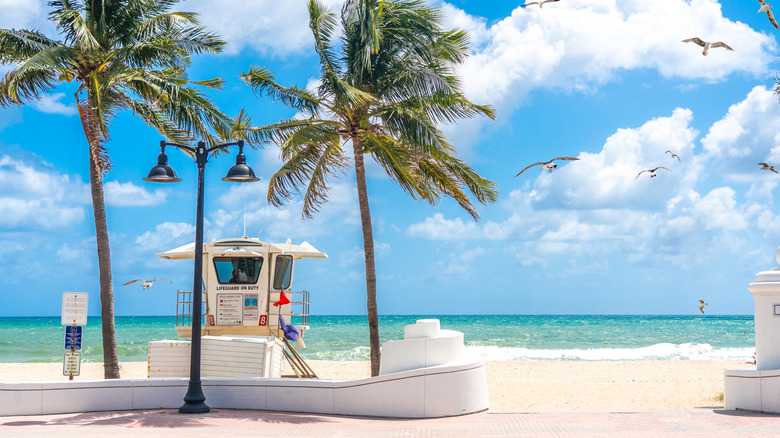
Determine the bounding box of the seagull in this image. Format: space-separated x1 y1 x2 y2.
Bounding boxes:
758 0 779 29
682 38 733 56
515 157 579 176
698 298 708 314
666 150 681 162
122 278 173 290
521 0 559 8
636 166 671 179
760 162 780 174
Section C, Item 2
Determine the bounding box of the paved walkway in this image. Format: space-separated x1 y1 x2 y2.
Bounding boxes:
2 408 780 437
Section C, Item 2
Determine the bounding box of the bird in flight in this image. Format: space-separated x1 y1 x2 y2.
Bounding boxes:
758 0 779 29
759 162 779 174
666 150 681 162
636 167 671 179
682 38 733 56
520 0 559 8
122 278 173 290
698 299 708 314
515 157 579 176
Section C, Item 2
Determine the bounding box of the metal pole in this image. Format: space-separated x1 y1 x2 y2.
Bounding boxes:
179 141 209 414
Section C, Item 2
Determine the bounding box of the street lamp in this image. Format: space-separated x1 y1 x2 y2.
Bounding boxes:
145 139 259 414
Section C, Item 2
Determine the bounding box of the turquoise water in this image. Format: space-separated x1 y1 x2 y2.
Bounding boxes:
0 315 755 363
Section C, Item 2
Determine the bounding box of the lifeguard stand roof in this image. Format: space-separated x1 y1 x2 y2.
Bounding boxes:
156 238 327 260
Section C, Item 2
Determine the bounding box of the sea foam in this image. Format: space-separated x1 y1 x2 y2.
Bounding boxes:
464 343 755 362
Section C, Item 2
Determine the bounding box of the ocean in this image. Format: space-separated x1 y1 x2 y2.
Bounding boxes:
0 315 755 363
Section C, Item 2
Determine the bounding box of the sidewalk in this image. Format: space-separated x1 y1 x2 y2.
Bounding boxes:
2 408 780 437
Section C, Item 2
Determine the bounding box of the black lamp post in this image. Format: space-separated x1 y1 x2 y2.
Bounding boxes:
145 140 259 414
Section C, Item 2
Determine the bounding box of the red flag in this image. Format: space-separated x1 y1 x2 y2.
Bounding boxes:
273 290 290 307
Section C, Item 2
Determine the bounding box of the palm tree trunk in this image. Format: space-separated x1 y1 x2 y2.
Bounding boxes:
77 91 120 379
88 153 120 379
352 138 381 377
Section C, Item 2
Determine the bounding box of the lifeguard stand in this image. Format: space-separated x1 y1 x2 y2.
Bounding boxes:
156 237 327 344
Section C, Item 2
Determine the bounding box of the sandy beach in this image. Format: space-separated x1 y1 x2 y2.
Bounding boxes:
0 359 753 411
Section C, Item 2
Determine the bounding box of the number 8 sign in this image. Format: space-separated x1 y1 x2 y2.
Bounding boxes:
259 315 268 326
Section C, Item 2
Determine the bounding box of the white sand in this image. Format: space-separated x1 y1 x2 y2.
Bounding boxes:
0 359 753 411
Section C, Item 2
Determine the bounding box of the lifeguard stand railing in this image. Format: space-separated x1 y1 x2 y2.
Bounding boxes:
289 289 310 329
176 290 207 328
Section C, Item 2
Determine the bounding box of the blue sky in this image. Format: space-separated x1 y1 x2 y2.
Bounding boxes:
2 0 780 317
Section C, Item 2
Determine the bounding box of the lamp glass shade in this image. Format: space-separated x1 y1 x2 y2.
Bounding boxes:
222 152 259 182
143 153 181 183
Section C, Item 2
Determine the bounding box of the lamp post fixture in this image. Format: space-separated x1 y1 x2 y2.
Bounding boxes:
144 140 259 414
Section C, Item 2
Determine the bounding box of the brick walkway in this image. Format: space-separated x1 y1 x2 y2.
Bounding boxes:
2 408 780 437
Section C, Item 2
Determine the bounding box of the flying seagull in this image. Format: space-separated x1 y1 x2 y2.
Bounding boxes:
636 166 671 179
758 0 779 29
682 38 733 56
698 298 708 314
122 278 173 290
515 157 579 176
760 162 779 174
666 150 681 162
521 0 559 8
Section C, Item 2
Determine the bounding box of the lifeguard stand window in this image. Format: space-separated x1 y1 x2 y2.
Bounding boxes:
273 255 293 290
214 256 263 284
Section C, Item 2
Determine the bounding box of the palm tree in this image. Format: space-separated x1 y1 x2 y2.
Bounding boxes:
0 0 230 378
240 0 498 376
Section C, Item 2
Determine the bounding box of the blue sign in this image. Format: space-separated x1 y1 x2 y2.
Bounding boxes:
65 325 82 350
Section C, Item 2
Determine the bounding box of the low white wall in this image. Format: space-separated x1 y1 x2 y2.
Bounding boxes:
724 369 780 413
0 360 488 418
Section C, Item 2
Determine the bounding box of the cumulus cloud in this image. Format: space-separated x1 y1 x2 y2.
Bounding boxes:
103 181 167 207
135 222 196 251
29 93 76 116
447 0 775 107
407 86 780 269
338 242 391 268
214 178 359 240
701 85 780 186
0 0 45 29
181 0 344 56
0 155 88 230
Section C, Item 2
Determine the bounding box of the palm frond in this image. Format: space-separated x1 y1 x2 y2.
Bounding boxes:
49 0 102 50
0 29 60 64
268 139 348 219
0 67 59 106
240 66 320 114
309 0 374 107
243 118 342 146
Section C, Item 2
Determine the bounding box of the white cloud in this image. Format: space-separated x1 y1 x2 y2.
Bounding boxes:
135 222 196 251
30 93 76 116
215 178 359 240
181 0 344 56
103 181 167 207
452 0 775 104
56 241 91 264
701 86 780 184
0 155 88 230
407 85 780 269
435 247 486 277
338 242 391 268
407 213 482 239
0 0 45 29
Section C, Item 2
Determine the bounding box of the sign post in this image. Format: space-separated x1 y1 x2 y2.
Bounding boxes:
61 292 87 380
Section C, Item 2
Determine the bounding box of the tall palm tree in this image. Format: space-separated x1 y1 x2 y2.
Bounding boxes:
0 0 230 378
240 0 498 376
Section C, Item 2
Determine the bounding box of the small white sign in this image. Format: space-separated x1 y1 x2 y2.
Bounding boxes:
61 292 89 326
216 293 243 326
63 351 81 376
